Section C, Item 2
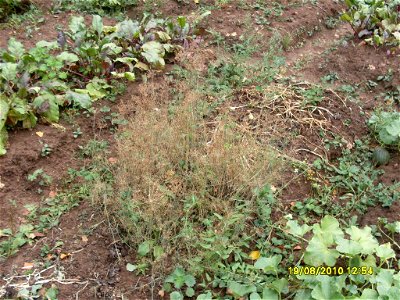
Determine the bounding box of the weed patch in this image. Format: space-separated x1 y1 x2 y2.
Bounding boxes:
105 85 282 278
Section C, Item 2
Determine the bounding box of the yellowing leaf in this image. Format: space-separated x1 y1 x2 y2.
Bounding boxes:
134 61 149 71
36 131 44 137
60 253 71 260
82 235 89 243
249 250 260 260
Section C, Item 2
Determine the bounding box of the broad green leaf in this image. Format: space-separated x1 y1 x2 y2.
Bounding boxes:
349 255 362 267
376 243 395 260
8 38 25 59
102 43 123 55
66 91 92 109
394 222 400 233
103 25 116 33
0 96 10 155
2 52 16 63
138 241 152 257
360 289 378 299
141 41 165 69
262 288 279 300
153 245 164 259
286 219 311 237
29 87 41 93
44 286 58 300
134 61 149 71
163 43 177 53
345 226 379 255
271 278 288 294
360 254 377 270
294 289 312 300
186 287 195 297
17 289 30 298
1 63 18 81
126 263 137 272
22 113 37 129
341 13 352 22
184 274 196 287
57 52 79 64
227 282 256 297
379 129 397 145
124 72 136 81
32 93 59 123
249 292 261 300
92 15 103 36
386 120 400 138
336 237 363 256
311 276 345 300
312 216 343 245
111 72 136 81
196 292 212 300
177 16 187 29
75 87 105 101
304 235 340 266
165 267 188 289
35 41 59 49
7 97 29 125
254 255 282 275
69 16 86 35
170 291 183 300
115 57 137 71
0 228 12 237
156 31 171 42
375 269 395 297
116 20 140 39
19 224 34 236
31 284 43 295
12 236 28 248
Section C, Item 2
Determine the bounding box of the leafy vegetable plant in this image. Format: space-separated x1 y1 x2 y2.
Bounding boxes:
0 0 30 21
368 111 400 149
190 216 400 299
56 0 138 15
342 0 400 46
164 267 197 299
0 13 198 155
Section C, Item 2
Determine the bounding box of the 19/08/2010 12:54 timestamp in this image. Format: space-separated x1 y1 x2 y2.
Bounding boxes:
288 266 374 276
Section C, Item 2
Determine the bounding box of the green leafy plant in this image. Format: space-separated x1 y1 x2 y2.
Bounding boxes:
72 127 82 138
16 284 58 300
0 0 31 21
41 143 52 157
342 0 400 46
283 216 400 300
164 267 196 299
0 13 200 155
27 168 52 186
368 111 400 149
55 0 138 15
297 140 400 219
189 216 400 299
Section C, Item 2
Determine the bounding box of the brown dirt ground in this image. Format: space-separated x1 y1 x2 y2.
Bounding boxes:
0 0 399 299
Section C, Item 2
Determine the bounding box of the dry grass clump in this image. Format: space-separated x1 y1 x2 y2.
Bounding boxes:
109 83 281 270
